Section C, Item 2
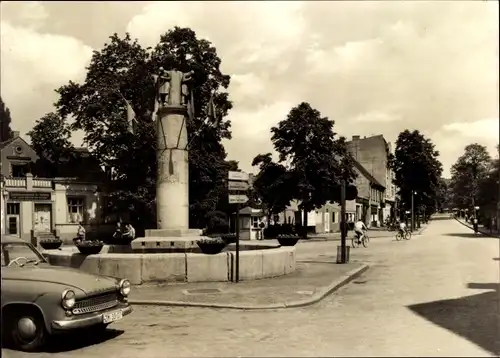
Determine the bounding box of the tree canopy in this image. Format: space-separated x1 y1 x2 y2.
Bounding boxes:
392 129 443 215
253 102 356 230
49 27 233 229
0 96 13 142
251 153 293 216
27 112 75 177
450 143 494 210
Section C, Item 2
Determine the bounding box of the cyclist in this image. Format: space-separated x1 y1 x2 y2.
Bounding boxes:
398 220 407 237
354 220 368 245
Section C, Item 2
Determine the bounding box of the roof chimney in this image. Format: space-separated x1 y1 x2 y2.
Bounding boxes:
352 135 360 140
12 131 19 138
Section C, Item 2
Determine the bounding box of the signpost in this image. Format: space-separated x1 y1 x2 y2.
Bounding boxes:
227 171 250 283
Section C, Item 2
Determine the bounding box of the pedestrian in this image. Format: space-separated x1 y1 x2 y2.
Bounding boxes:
472 217 479 234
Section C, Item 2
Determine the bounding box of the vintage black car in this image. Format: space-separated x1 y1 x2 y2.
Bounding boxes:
1 236 133 351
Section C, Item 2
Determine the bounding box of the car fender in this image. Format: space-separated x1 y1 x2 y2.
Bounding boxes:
2 301 48 332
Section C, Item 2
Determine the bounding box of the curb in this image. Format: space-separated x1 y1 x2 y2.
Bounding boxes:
129 264 370 310
454 218 500 238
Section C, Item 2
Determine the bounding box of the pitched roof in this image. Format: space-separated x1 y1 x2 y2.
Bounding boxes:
352 159 385 189
0 136 19 150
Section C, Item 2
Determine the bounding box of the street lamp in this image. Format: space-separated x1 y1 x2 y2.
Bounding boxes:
411 191 417 232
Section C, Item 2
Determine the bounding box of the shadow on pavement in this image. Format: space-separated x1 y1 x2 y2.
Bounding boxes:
443 233 499 239
44 328 124 353
408 282 500 356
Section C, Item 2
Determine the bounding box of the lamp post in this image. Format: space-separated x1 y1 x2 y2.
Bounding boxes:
411 190 416 232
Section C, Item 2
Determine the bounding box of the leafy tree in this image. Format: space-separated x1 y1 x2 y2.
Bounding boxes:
435 178 452 212
268 102 356 234
54 28 232 230
392 130 443 218
0 96 13 142
476 158 499 220
251 153 293 220
27 112 75 177
450 143 492 211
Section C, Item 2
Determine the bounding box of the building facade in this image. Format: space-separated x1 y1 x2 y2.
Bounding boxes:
0 134 110 243
272 158 385 234
352 160 385 227
347 134 397 223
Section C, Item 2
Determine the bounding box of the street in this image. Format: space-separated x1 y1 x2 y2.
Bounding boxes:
3 217 499 357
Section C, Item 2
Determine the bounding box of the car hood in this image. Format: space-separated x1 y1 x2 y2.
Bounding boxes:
2 264 118 295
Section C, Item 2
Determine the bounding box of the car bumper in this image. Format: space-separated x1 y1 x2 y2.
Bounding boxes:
51 304 133 331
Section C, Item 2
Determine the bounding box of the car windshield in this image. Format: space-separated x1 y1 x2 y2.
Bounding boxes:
1 242 46 267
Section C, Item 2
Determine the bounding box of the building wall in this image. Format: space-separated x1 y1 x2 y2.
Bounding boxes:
0 135 39 178
1 176 107 243
348 135 396 203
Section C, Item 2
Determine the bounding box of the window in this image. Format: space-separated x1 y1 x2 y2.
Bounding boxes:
332 212 336 223
68 197 85 223
7 203 20 215
252 216 259 229
11 164 29 178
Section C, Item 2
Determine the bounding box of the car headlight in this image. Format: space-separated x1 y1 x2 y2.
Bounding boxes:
119 279 131 296
61 289 76 309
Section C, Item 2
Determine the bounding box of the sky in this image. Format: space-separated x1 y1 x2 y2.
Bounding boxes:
1 1 498 178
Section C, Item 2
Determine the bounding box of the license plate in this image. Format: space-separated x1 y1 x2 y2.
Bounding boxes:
103 310 123 324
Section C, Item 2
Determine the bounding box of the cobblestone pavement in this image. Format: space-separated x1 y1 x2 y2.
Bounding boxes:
130 261 363 307
3 218 499 357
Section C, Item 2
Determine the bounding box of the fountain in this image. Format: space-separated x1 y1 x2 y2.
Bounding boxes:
45 68 296 284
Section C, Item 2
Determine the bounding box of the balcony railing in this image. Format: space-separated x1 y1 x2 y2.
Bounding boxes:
3 177 52 188
33 179 52 188
4 178 25 187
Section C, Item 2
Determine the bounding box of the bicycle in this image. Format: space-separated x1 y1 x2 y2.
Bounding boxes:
396 229 411 241
404 230 411 240
351 232 368 248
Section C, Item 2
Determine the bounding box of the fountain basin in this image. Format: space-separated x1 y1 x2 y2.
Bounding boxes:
44 244 296 285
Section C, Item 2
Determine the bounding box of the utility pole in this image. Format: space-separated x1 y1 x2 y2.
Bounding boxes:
340 179 347 263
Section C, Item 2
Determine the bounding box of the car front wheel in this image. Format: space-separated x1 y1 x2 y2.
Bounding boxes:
9 309 47 352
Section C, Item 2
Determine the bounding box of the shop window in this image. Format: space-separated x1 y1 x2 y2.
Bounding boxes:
68 197 85 223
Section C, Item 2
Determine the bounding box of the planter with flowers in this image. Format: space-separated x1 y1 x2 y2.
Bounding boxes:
40 237 63 250
74 239 104 255
197 237 227 255
276 234 300 246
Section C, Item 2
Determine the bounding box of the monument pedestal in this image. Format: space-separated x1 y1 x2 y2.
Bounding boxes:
131 229 207 252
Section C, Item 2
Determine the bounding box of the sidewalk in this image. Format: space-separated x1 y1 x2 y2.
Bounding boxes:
129 261 368 310
455 218 500 238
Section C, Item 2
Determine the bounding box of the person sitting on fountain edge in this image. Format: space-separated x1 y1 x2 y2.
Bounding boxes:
73 222 86 244
112 222 122 241
122 223 136 241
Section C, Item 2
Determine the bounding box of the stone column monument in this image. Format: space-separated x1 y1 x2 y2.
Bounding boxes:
131 68 203 251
